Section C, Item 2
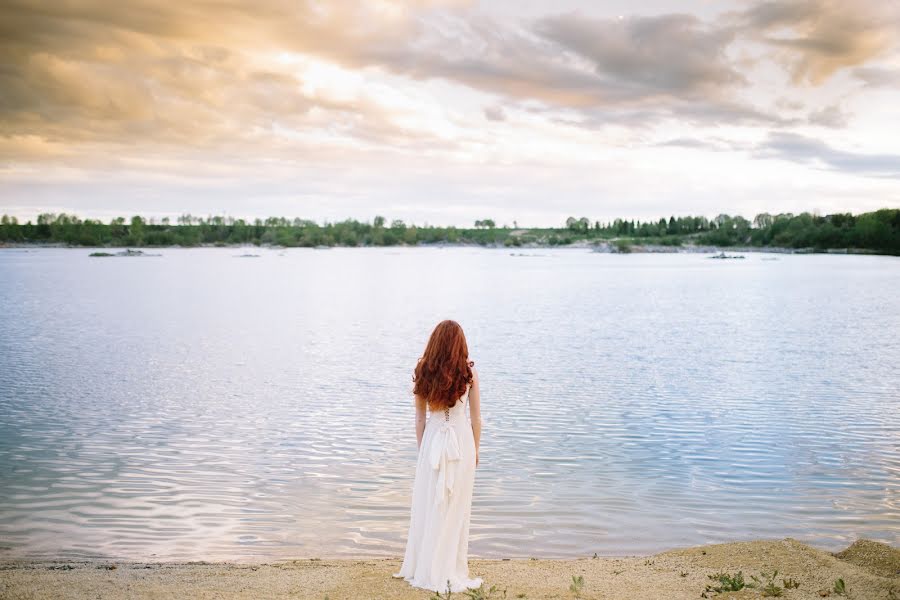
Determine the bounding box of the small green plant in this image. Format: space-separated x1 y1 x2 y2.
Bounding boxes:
429 580 453 600
515 594 527 599
706 571 746 594
782 577 800 589
465 584 507 600
750 570 783 597
569 574 585 596
833 578 847 596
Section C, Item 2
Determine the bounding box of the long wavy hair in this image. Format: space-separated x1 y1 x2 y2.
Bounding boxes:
413 320 474 411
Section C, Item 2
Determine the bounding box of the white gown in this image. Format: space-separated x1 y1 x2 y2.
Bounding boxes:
393 384 483 592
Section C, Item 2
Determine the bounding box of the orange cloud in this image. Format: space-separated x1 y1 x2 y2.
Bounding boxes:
738 0 899 84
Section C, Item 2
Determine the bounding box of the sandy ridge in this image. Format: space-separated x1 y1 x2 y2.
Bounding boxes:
1 538 898 599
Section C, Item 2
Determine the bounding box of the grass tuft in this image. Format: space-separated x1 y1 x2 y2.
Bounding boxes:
750 570 783 597
464 583 507 599
705 571 746 593
833 578 848 596
429 581 453 600
783 577 800 589
569 574 585 597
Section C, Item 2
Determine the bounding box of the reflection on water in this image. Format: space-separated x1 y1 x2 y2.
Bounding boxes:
0 247 898 560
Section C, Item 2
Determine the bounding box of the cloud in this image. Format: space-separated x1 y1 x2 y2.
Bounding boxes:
0 0 796 156
534 13 742 98
656 138 718 150
2 0 886 158
655 137 751 152
396 11 787 125
853 67 900 88
737 0 899 84
759 132 900 178
363 10 795 131
483 105 505 121
1 0 898 225
807 104 849 128
0 1 444 150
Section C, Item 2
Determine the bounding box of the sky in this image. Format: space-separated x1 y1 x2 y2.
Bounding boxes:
1 0 900 227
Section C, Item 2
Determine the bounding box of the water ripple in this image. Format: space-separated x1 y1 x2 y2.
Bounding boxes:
0 248 898 560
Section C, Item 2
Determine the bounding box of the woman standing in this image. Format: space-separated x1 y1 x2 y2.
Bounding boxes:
393 320 483 592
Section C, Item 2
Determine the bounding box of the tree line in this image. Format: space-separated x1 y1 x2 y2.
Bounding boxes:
0 209 898 254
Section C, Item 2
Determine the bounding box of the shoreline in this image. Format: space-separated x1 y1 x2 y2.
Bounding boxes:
2 538 897 599
0 241 893 256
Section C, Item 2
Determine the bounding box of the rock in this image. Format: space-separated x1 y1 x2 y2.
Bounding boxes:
90 249 160 257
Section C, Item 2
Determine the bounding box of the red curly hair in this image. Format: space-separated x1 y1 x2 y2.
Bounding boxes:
413 320 474 411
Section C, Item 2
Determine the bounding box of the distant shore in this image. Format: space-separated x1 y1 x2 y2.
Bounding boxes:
0 241 891 256
2 538 897 599
0 208 900 256
3 209 898 255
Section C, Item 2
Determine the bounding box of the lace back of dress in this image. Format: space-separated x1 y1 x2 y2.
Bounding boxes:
438 384 469 421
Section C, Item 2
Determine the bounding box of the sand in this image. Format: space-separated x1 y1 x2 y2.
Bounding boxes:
1 538 897 600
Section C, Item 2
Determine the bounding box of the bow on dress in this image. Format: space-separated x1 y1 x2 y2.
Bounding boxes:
429 420 461 510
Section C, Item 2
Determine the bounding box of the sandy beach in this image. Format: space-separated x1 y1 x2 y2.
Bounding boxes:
1 538 897 600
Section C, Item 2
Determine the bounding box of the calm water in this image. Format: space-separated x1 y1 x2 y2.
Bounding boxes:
0 247 898 561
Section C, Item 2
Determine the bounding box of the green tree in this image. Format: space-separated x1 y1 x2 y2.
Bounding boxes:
128 216 145 245
753 213 774 229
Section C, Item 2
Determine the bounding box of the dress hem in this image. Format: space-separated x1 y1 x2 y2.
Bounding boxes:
392 572 484 593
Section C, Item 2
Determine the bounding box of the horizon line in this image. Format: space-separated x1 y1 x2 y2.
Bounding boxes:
2 207 899 229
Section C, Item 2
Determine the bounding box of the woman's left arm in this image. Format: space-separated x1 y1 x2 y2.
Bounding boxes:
469 367 482 466
415 394 427 449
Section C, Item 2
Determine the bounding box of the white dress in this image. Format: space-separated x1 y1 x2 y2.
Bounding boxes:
393 384 483 592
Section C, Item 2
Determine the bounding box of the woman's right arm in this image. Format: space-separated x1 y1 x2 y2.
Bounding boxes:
415 393 427 450
469 367 482 466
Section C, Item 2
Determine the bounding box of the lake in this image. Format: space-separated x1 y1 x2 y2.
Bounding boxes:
0 247 898 561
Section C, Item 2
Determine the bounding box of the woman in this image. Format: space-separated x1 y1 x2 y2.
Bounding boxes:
392 320 483 592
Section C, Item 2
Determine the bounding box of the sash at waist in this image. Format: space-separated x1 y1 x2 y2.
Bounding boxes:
428 421 461 510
